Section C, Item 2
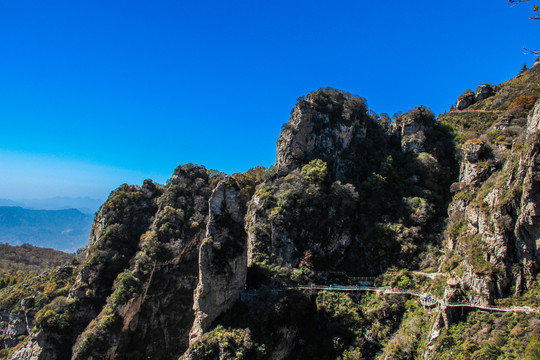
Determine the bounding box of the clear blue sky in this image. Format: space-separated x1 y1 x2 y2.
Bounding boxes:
0 0 538 201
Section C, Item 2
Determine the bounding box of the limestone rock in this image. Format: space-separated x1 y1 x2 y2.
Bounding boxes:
0 312 30 349
475 84 494 102
456 89 476 110
9 332 49 360
447 99 540 301
527 99 540 135
458 142 495 186
70 165 215 360
189 180 247 344
275 89 383 182
390 105 435 153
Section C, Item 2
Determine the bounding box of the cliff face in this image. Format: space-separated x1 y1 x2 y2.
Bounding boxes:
189 180 247 343
6 66 540 360
438 65 540 302
71 165 215 359
276 89 386 183
448 103 540 300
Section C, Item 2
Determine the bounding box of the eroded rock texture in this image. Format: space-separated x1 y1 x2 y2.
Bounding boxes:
7 72 540 359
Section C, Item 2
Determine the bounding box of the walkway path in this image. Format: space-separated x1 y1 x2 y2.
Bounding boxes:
411 271 445 280
279 284 539 314
449 109 504 114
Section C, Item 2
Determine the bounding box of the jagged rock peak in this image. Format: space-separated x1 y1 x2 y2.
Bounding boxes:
169 163 212 186
189 179 247 344
390 105 435 153
275 87 384 181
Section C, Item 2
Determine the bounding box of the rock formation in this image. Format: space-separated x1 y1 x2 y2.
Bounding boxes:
444 99 540 301
456 89 476 110
275 89 385 183
475 84 494 102
4 65 540 360
189 180 247 343
389 105 435 153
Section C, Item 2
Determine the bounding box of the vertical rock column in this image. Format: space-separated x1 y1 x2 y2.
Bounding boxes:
189 180 247 343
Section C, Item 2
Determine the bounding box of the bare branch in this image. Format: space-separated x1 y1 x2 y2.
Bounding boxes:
523 47 540 56
509 0 530 8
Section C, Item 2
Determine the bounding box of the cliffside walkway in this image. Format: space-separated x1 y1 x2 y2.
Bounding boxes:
449 109 505 114
283 285 540 314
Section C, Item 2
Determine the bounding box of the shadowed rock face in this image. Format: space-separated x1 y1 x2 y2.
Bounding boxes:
446 100 540 301
389 105 435 153
276 89 387 183
190 180 247 343
70 166 216 360
7 84 540 360
475 84 494 102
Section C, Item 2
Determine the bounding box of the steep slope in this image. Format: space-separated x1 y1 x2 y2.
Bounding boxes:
4 64 540 360
438 63 540 303
248 91 455 277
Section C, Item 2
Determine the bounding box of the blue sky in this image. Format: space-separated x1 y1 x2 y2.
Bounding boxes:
0 0 538 201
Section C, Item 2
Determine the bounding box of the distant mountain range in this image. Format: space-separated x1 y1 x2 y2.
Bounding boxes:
0 196 103 215
0 206 94 253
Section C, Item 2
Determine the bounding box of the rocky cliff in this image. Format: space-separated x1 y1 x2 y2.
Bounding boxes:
3 65 540 360
438 64 540 304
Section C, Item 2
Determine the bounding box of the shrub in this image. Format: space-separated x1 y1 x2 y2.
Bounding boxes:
301 159 328 183
508 94 539 110
111 271 140 306
34 297 71 332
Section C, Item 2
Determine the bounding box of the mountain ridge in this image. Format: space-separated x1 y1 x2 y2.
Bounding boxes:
2 63 540 360
0 197 103 215
0 206 93 253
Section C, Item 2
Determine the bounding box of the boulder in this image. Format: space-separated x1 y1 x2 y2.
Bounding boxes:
456 89 476 110
475 84 494 102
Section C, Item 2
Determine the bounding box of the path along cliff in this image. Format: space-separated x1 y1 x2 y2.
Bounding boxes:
3 64 540 360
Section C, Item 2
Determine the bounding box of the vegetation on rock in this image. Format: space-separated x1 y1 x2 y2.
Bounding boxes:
3 66 540 360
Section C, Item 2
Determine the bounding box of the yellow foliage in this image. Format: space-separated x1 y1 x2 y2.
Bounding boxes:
44 282 57 295
508 94 539 110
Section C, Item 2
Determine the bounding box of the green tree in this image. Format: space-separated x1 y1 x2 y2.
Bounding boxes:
301 159 328 183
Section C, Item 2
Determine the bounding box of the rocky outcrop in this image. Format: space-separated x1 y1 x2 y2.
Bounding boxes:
475 84 494 102
10 332 53 360
69 180 161 305
189 180 247 343
389 105 435 153
70 165 216 360
0 311 33 348
244 168 363 271
0 298 36 348
275 89 386 183
527 98 540 135
6 84 539 359
513 134 540 289
446 100 540 301
456 89 476 110
11 181 162 360
458 141 495 186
